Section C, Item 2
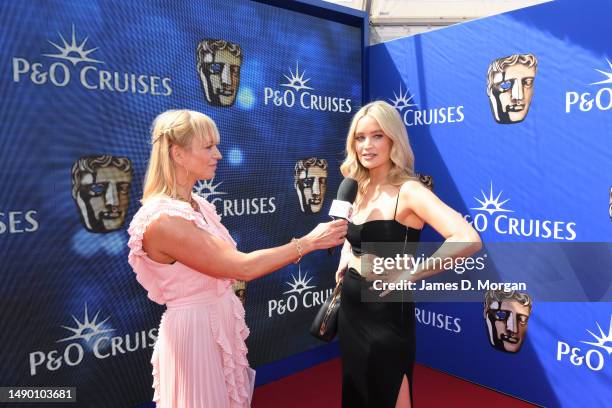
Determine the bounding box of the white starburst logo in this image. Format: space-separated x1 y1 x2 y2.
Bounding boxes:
57 304 114 343
590 58 612 85
43 24 103 66
389 83 416 112
280 62 314 92
193 178 227 200
284 270 316 295
471 182 513 215
580 315 612 355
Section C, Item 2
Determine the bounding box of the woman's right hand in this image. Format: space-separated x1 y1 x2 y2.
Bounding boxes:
303 219 348 251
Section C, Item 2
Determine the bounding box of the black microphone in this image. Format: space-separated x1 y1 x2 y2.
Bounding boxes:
328 178 358 254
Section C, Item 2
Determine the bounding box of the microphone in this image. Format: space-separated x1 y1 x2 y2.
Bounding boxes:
328 178 358 254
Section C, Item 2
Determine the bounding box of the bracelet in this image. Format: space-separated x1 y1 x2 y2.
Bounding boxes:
292 238 303 264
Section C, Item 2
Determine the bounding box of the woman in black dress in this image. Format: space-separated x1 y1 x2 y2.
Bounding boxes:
335 101 481 407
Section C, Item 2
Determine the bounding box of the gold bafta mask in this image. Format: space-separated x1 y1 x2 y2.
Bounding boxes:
294 157 328 214
487 54 537 124
71 155 133 233
196 39 242 107
484 290 532 353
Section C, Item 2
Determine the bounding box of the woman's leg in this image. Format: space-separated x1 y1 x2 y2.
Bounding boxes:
395 374 412 408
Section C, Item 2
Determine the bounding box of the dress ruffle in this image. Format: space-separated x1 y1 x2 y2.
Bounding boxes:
209 295 252 407
127 196 216 259
151 343 161 405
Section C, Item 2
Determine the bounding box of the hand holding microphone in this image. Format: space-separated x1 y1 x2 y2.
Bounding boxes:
327 178 358 254
298 178 357 255
302 218 348 250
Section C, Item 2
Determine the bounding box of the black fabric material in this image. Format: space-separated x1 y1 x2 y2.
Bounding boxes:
347 219 420 256
347 192 420 257
339 193 419 407
339 268 416 408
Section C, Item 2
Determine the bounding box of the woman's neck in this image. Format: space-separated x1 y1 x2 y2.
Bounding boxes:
367 162 391 187
174 183 195 201
355 164 392 207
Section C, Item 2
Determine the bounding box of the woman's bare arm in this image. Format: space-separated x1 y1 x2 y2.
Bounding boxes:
143 215 347 282
398 180 482 281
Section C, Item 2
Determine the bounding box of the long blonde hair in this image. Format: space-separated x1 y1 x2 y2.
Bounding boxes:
340 100 415 202
142 109 220 203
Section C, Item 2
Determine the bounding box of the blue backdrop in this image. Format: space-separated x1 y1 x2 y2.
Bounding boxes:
368 0 611 406
0 0 362 406
3 0 611 406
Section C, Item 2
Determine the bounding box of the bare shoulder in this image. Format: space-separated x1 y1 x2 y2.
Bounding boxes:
145 213 197 242
399 178 434 200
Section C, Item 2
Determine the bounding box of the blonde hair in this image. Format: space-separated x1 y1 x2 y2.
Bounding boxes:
142 109 220 203
340 100 415 202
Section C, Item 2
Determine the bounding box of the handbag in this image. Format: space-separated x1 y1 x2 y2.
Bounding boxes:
309 277 342 342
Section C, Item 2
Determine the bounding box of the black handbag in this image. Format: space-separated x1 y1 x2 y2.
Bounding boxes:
309 278 342 342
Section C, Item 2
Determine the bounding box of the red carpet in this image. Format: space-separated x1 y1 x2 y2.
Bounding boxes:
252 358 537 407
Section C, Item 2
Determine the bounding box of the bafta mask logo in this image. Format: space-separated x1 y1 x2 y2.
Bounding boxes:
71 155 133 233
233 280 246 305
484 290 532 353
196 39 242 107
416 173 433 191
487 54 538 124
294 157 328 214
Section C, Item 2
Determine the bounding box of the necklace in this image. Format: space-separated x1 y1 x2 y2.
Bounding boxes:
176 194 199 212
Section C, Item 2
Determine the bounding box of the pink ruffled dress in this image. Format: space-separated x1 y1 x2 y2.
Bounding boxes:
127 194 255 408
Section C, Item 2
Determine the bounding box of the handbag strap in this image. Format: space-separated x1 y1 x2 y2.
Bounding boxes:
332 277 343 298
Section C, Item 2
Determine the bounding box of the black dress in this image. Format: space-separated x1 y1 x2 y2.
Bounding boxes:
339 198 421 408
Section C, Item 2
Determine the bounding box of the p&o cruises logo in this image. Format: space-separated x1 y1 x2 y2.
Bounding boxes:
263 62 353 113
267 270 333 317
193 178 277 218
389 83 465 126
28 304 157 376
557 315 612 371
12 25 172 96
0 209 38 234
566 58 612 113
464 183 577 241
415 307 462 334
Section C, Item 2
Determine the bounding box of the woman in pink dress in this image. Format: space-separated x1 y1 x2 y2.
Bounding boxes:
127 109 347 408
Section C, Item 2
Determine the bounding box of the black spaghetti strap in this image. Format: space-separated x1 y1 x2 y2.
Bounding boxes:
393 190 401 219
